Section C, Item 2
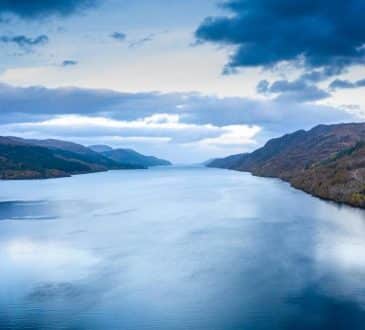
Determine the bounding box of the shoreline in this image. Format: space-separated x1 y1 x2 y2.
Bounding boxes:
0 167 147 182
208 166 365 210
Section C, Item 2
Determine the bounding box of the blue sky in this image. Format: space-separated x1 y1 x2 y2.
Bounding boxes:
1 0 365 162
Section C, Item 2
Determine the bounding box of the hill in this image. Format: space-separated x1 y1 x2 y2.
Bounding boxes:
88 145 113 153
208 123 365 208
0 137 144 180
89 145 172 168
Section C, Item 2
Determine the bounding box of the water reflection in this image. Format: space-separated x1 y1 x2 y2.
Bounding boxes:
283 285 365 329
0 201 58 221
0 199 98 221
0 167 364 329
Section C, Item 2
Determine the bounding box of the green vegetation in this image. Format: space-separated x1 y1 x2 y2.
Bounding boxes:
208 123 365 209
89 146 172 168
0 137 145 180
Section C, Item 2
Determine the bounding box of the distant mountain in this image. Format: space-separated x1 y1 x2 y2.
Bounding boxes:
7 137 127 169
89 145 113 153
10 137 98 155
208 123 365 208
207 154 245 168
90 145 172 168
0 137 144 180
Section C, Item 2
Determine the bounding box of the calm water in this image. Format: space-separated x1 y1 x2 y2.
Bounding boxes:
0 166 365 330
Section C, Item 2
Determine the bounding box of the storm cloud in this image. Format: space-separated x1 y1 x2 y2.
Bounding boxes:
196 0 365 71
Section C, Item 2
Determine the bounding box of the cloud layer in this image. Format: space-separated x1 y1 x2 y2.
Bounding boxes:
3 114 261 146
0 83 352 129
196 0 365 71
0 0 362 162
0 83 357 161
0 0 97 19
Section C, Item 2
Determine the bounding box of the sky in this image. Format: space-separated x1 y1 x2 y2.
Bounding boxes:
1 0 365 163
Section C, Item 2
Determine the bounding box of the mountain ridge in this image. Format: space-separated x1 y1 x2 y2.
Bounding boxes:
89 145 172 168
0 137 145 180
208 122 365 208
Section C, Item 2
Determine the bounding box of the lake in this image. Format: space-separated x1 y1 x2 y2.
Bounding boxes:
0 166 365 329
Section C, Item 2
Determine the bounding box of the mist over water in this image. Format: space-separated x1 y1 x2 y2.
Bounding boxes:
0 166 365 329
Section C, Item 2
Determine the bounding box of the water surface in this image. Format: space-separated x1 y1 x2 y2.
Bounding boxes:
1 166 365 329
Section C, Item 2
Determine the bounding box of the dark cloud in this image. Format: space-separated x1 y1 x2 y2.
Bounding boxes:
258 66 344 102
329 78 365 90
195 0 365 71
257 78 331 102
0 34 48 50
0 84 126 122
111 32 126 42
62 59 78 66
300 67 345 83
0 0 97 19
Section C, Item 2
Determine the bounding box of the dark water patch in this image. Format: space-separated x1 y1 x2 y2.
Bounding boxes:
27 282 84 302
0 200 58 221
282 285 365 330
0 199 100 221
7 216 59 221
